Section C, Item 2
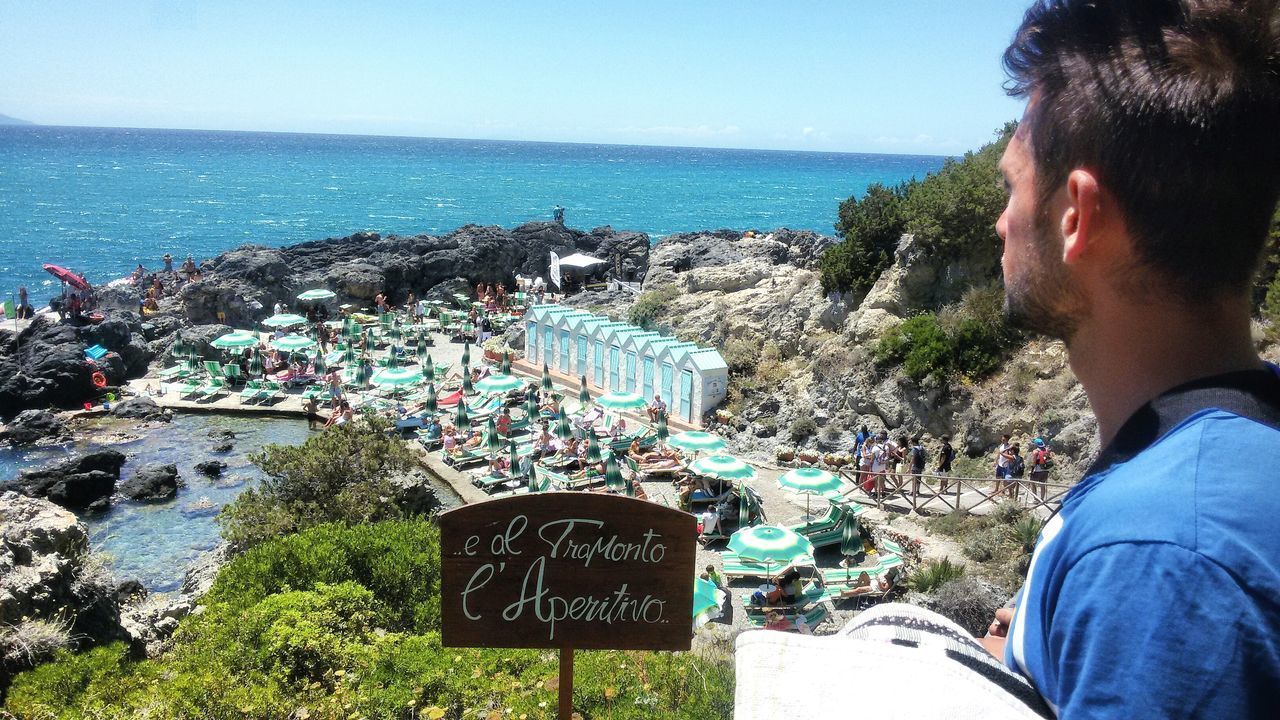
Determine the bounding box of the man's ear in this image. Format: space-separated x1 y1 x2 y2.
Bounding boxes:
1062 169 1102 264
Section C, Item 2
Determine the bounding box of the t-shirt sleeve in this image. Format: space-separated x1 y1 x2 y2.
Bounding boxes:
1048 542 1254 718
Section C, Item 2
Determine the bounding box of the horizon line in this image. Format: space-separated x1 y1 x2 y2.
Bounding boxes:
0 119 958 160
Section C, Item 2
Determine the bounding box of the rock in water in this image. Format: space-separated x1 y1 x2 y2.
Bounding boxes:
194 460 227 477
0 409 71 446
4 450 126 510
110 396 170 421
120 463 180 502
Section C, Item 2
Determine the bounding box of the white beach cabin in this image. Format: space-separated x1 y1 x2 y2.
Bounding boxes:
636 336 685 406
525 305 575 370
618 331 663 395
570 315 611 380
601 326 648 392
654 342 699 414
551 311 595 376
587 322 631 388
674 348 730 422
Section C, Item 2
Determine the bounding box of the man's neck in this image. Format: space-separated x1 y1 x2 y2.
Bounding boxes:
1067 293 1261 447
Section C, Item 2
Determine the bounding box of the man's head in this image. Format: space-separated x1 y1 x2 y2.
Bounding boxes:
998 0 1280 338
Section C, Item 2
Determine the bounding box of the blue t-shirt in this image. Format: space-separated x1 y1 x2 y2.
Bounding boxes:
1006 369 1280 718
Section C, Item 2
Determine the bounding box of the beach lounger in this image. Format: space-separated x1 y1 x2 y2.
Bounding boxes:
157 364 190 380
819 554 904 591
744 602 830 631
196 377 227 401
174 378 203 398
202 360 224 378
239 380 264 404
784 503 853 550
222 363 244 386
443 446 492 469
256 380 284 404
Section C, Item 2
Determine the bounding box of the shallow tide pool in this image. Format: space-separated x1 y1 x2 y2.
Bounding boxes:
1 413 311 593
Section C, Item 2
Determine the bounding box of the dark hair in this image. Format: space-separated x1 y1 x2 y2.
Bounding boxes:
1004 0 1280 300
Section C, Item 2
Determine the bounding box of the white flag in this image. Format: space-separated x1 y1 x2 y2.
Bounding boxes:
549 251 562 289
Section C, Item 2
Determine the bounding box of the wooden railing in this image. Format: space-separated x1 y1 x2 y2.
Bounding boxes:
835 467 1070 517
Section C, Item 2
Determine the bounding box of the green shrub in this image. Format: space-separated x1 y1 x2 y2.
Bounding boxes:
630 285 679 329
1013 515 1045 554
207 519 442 633
822 183 908 295
221 418 418 549
906 558 966 593
789 415 818 443
721 337 759 376
874 299 1020 383
902 123 1014 256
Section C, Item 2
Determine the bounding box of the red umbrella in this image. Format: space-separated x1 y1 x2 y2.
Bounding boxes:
42 264 90 291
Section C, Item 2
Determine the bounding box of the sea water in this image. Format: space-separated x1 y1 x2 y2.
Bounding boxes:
0 125 944 299
0 414 311 592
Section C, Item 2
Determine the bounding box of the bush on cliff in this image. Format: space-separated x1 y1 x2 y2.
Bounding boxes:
630 285 679 329
875 285 1020 382
820 123 1016 296
219 418 418 549
5 521 734 719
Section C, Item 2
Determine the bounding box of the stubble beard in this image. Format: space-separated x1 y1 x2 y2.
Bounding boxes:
1002 214 1085 342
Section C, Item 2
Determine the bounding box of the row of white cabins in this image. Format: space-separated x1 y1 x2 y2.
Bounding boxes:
523 304 729 425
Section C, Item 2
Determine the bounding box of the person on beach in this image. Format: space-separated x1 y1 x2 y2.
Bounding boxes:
162 253 173 273
16 286 34 319
646 394 666 422
935 434 955 494
970 2 1280 716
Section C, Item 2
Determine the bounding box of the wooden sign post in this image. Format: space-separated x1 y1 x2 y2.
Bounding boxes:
440 494 696 719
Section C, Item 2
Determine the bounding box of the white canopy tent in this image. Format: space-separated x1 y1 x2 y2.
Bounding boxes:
558 252 606 269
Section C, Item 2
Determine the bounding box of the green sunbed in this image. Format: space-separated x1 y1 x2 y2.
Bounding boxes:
239 380 264 404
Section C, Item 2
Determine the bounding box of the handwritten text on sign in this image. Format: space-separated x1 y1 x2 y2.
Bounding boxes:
440 494 695 651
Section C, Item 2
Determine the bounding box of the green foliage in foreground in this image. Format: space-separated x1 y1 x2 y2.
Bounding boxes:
906 558 967 594
821 122 1015 296
5 521 734 719
220 418 418 549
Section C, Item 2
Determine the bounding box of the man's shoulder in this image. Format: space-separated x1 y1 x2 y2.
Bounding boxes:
1061 409 1280 563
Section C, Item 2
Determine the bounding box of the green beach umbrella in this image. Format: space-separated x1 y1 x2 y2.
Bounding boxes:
578 375 590 407
262 313 307 328
357 360 374 387
524 395 539 422
555 409 573 443
247 353 264 378
387 325 402 342
840 511 862 560
738 483 751 529
371 367 423 390
605 453 624 493
211 331 259 350
461 371 475 396
343 346 357 364
727 525 814 568
689 454 757 483
455 401 470 428
344 322 362 341
541 363 553 392
380 312 394 331
596 390 647 412
386 352 400 369
461 341 471 367
508 440 521 476
656 414 669 443
586 436 603 465
271 334 317 352
483 418 502 457
501 353 512 375
778 467 845 520
297 289 336 302
668 430 726 455
311 351 327 375
693 577 725 629
364 327 376 347
527 463 540 493
422 353 435 382
476 373 523 394
423 383 438 413
416 335 429 360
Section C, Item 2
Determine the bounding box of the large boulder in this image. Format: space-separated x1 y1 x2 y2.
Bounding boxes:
119 463 180 502
0 316 94 417
110 396 170 422
0 409 71 446
4 450 126 511
0 491 127 671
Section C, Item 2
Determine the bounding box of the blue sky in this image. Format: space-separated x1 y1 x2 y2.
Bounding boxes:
0 1 1030 155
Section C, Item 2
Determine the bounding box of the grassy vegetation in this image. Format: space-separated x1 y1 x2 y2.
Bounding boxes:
905 558 966 593
927 503 1041 594
4 521 734 719
872 283 1020 383
722 341 792 418
629 285 679 329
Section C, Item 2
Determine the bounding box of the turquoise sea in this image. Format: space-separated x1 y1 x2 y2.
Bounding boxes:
0 125 945 300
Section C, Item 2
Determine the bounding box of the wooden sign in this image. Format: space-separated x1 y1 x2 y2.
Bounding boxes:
439 493 696 651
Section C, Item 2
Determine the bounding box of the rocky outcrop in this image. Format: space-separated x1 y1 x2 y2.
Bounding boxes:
110 396 170 422
0 317 95 418
3 450 126 511
194 460 227 477
1 492 127 675
0 409 71 446
119 543 230 656
119 463 180 502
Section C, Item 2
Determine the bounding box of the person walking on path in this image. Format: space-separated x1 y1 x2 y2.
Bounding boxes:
935 434 955 494
993 433 1013 498
1028 437 1052 501
979 3 1280 716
